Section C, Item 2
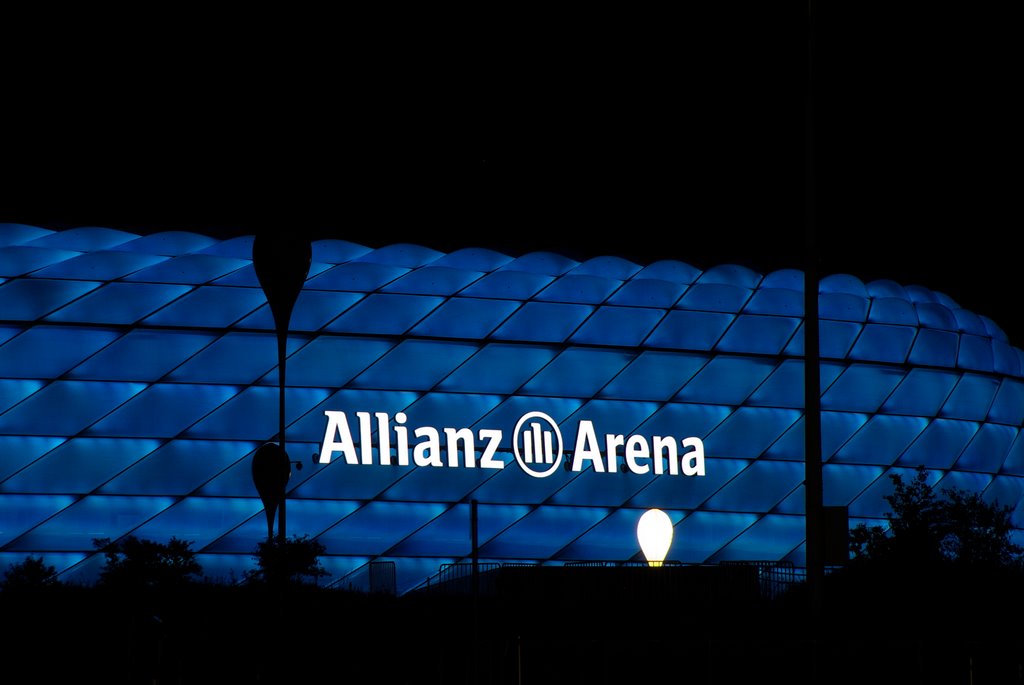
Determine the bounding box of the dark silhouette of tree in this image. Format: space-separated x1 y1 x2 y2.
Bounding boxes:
93 535 203 590
849 466 1023 570
246 534 328 586
1 555 60 592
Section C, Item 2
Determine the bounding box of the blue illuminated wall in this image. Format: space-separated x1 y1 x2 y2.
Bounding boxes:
2 224 1024 595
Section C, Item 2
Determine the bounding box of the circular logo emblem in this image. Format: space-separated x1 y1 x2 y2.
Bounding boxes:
512 411 563 478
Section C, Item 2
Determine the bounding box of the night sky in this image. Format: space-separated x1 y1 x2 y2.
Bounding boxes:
3 8 1018 343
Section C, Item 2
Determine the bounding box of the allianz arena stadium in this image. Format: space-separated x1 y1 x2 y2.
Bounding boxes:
2 223 1023 596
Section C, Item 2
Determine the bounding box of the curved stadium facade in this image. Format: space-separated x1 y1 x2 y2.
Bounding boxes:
2 224 1024 595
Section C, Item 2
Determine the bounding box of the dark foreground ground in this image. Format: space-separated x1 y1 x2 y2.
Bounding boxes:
5 564 1023 684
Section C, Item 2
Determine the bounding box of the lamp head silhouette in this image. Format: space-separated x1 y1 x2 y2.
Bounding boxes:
637 508 673 567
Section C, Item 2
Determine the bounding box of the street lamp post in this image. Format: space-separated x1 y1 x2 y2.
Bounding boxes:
251 231 311 543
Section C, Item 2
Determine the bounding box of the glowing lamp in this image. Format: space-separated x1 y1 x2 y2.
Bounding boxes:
637 508 674 567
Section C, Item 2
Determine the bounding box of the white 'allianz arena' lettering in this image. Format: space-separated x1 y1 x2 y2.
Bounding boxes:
319 411 706 479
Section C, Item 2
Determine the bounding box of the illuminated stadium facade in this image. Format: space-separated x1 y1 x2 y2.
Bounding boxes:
3 223 1024 596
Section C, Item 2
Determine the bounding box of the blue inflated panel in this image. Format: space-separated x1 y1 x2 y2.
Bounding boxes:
570 305 664 347
671 511 759 563
908 328 959 368
130 497 265 549
711 514 805 561
293 454 415 501
32 250 167 280
388 503 530 556
958 334 995 372
867 297 918 325
599 351 707 401
549 461 654 507
678 283 751 313
88 384 238 438
0 436 65 481
124 254 248 284
628 457 750 509
378 457 505 503
848 468 942 518
99 440 256 495
185 386 330 440
398 392 505 436
309 239 372 264
521 348 635 398
849 323 916 364
822 464 885 507
634 260 701 284
0 379 43 414
113 231 216 256
458 270 552 300
535 274 621 304
820 411 871 460
897 418 979 469
916 302 958 331
955 424 1016 473
742 288 803 317
432 247 513 272
715 314 800 355
705 408 802 459
0 494 76 546
349 340 479 391
2 438 159 494
237 290 364 332
645 310 733 351
381 265 483 296
304 262 408 291
169 332 285 384
324 293 444 335
572 256 642 281
0 326 121 379
606 278 686 308
355 243 443 268
832 415 930 466
410 297 521 339
989 379 1024 425
636 403 731 443
0 279 101 320
993 340 1022 376
820 292 868 322
490 302 594 343
821 364 904 413
462 452 574 505
478 505 608 559
702 460 804 512
0 381 147 436
67 330 217 381
942 374 999 421
143 286 266 328
316 501 447 555
0 246 82 276
270 336 395 388
8 495 176 551
27 227 132 250
817 321 863 359
438 343 558 394
881 368 960 417
676 356 777 406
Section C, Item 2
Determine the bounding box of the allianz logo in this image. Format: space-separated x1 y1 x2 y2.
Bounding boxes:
319 410 706 479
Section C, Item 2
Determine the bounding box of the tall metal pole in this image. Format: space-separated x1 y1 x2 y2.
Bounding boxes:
803 0 824 617
252 232 311 544
276 328 288 543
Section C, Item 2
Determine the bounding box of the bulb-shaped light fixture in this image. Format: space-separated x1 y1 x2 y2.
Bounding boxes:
637 508 674 567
